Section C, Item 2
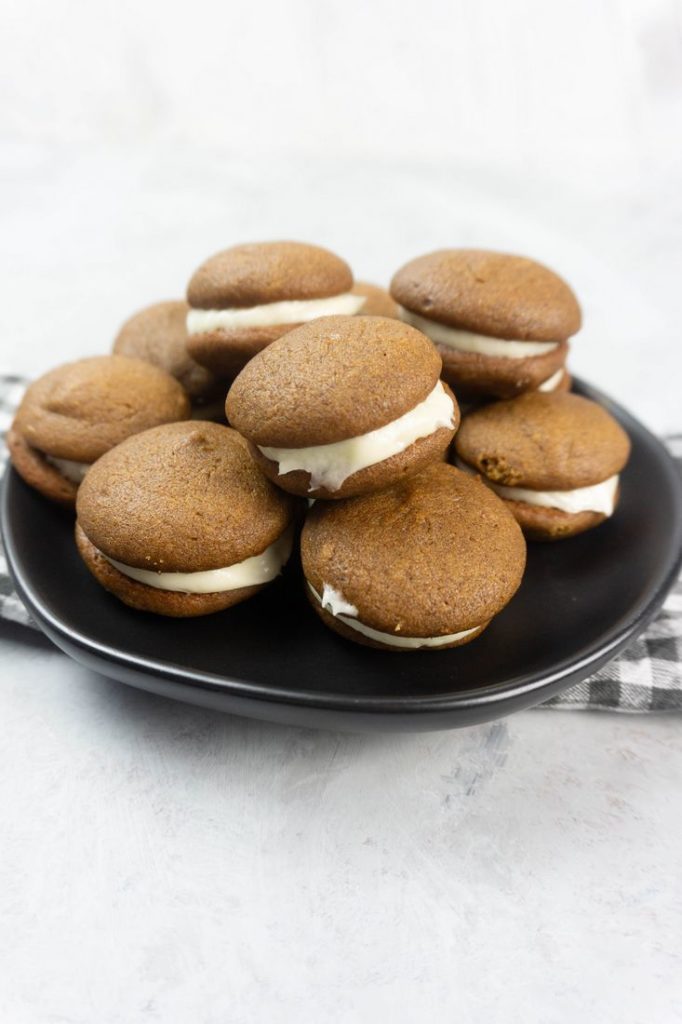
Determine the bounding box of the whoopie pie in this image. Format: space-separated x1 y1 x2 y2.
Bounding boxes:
8 356 190 507
225 315 460 500
301 462 526 650
391 249 580 399
75 422 297 616
113 300 227 419
186 241 366 377
454 392 631 540
351 281 400 318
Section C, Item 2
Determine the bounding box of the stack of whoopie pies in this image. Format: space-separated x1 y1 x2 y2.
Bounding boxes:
8 240 630 651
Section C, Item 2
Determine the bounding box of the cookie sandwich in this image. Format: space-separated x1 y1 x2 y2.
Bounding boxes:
301 462 526 650
186 241 366 377
226 315 459 500
8 356 190 507
351 281 400 318
75 422 297 616
391 249 580 399
113 300 227 419
454 392 631 540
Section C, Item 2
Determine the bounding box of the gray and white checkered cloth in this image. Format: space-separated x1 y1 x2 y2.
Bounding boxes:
1 373 681 712
0 374 33 627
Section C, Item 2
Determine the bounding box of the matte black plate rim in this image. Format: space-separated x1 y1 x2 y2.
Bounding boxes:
3 377 682 716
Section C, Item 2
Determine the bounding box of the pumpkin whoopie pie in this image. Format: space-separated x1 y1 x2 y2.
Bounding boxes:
351 281 400 318
75 422 297 616
186 241 366 377
113 300 227 419
226 315 460 500
8 356 190 507
390 249 580 399
301 462 526 651
454 392 631 541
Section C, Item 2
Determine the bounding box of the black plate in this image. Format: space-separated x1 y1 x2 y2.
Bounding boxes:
3 379 681 732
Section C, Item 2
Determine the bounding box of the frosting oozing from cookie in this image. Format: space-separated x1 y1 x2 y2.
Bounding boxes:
187 293 365 334
259 381 456 491
309 583 480 649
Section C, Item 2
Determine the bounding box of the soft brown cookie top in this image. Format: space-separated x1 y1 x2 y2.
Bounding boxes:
455 392 630 490
187 241 353 310
226 315 443 447
76 422 296 572
391 249 582 340
302 462 526 636
113 300 222 400
14 356 190 463
352 281 400 319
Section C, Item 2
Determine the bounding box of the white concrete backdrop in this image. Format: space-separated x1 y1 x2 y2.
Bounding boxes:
1 2 682 1021
1 0 681 429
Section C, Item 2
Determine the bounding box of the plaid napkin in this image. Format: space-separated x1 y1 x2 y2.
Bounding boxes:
1 373 680 712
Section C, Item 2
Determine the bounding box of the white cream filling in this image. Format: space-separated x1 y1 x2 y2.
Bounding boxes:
537 368 565 392
400 308 559 358
309 583 479 649
104 527 293 594
320 583 358 617
187 292 365 334
455 458 619 515
44 455 90 483
259 381 455 492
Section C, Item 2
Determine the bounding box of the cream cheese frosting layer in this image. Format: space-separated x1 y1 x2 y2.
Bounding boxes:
537 368 565 392
44 455 90 483
187 292 365 334
400 308 559 358
455 458 619 516
103 526 293 594
259 381 455 492
309 583 479 649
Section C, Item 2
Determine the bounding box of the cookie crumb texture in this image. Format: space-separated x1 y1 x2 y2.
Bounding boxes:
456 392 631 490
302 463 526 641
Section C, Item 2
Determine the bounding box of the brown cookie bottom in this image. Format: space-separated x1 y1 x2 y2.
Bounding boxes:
309 595 488 651
439 340 569 400
75 523 266 617
187 324 297 377
7 427 80 507
454 371 571 420
249 409 458 500
500 495 617 541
